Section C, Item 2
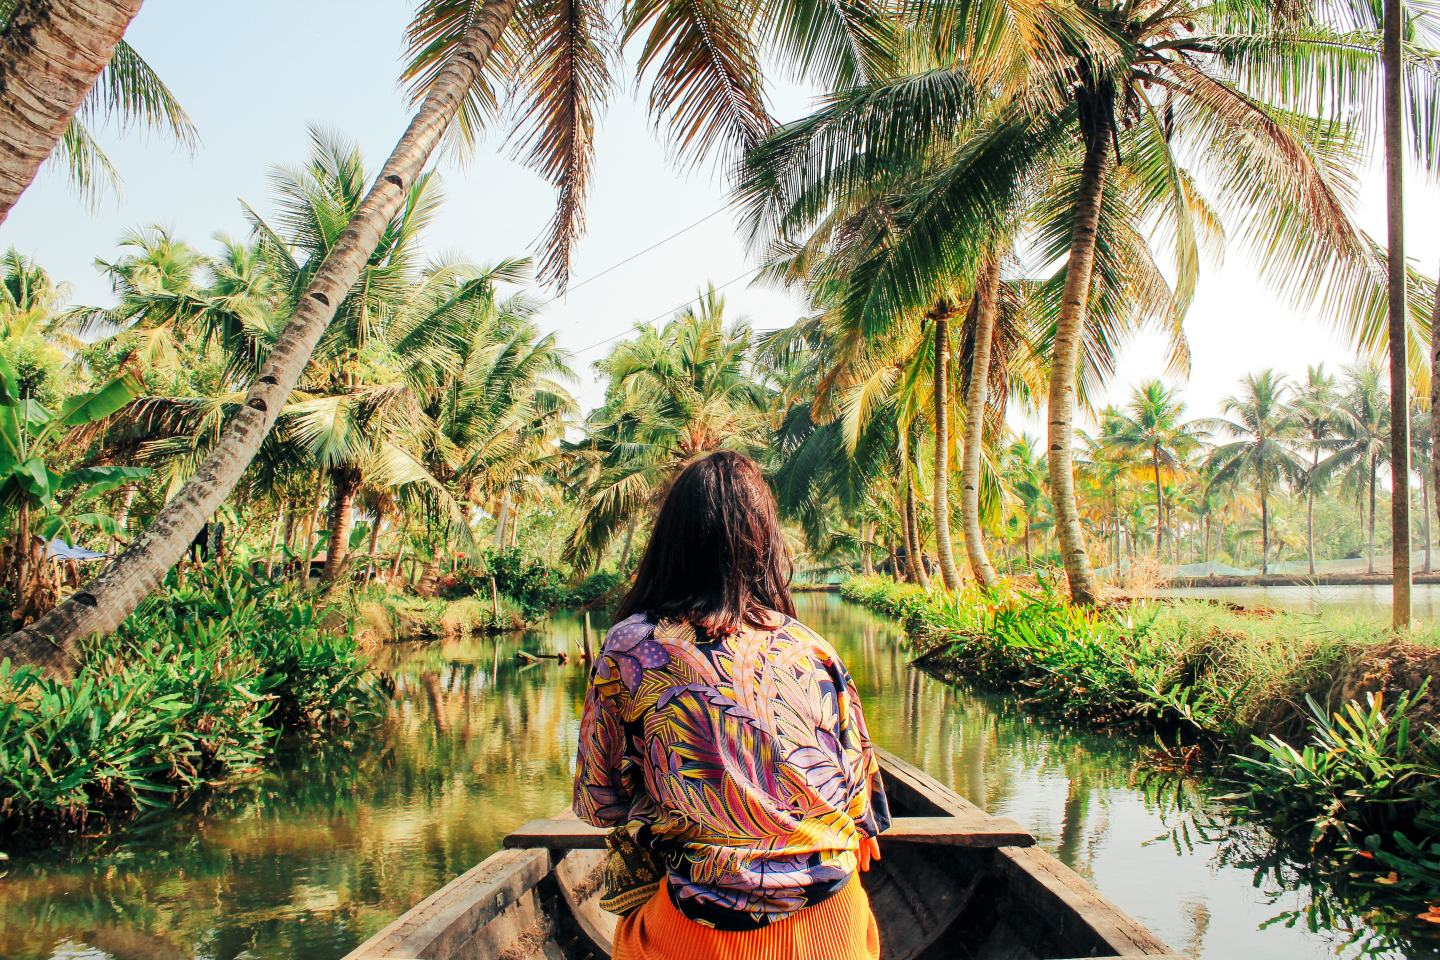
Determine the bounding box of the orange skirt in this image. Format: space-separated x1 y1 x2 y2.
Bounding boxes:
612 877 880 960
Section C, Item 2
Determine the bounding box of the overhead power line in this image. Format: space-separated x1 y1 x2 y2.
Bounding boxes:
569 266 764 358
546 207 730 303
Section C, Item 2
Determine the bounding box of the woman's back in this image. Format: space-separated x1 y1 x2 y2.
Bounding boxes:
571 450 886 953
574 611 889 929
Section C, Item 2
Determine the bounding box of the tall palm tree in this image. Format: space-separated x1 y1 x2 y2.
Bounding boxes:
740 0 1438 605
1204 371 1305 576
959 255 1002 589
406 264 577 583
1289 365 1339 576
1108 381 1201 559
248 131 454 583
1383 0 1411 622
1411 401 1434 573
759 317 900 569
929 298 964 590
1080 409 1131 580
1318 365 1392 575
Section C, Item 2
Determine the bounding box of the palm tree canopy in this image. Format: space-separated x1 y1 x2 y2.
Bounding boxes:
1204 369 1307 494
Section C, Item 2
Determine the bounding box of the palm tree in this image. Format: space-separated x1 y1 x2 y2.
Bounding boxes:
1000 435 1047 571
759 319 901 573
1108 381 1201 559
1289 365 1340 576
407 265 577 585
0 0 140 220
248 131 457 583
1079 409 1130 580
1382 0 1410 623
1204 371 1304 576
1411 401 1434 573
959 256 1002 589
740 1 1437 605
568 288 770 567
1318 366 1392 575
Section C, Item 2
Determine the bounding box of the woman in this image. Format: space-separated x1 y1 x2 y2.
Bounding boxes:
573 450 889 960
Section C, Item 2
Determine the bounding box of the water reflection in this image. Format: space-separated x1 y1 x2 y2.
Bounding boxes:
1163 582 1440 619
0 595 1414 959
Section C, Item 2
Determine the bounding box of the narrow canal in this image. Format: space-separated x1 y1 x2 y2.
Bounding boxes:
0 594 1413 959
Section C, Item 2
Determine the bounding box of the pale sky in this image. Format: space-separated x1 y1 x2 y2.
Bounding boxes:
2 0 1436 424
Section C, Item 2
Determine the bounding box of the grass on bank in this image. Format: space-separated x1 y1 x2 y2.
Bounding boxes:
841 574 1406 743
841 574 1440 938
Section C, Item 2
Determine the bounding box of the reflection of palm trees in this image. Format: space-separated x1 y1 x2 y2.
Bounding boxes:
1055 774 1089 870
421 672 449 735
1180 898 1211 959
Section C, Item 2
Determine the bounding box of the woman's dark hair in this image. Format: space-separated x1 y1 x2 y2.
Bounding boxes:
615 450 795 635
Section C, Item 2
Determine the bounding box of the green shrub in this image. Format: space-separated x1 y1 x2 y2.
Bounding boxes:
0 565 375 840
572 569 625 607
1235 683 1440 849
845 574 1440 934
438 551 623 617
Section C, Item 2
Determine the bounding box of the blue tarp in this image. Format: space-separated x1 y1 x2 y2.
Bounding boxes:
46 539 110 561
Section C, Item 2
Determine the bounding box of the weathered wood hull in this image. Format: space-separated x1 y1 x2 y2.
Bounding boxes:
344 749 1182 960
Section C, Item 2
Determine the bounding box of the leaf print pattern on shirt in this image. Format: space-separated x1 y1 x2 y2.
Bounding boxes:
573 613 890 927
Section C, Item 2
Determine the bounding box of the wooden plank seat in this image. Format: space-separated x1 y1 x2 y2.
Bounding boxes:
503 813 1035 850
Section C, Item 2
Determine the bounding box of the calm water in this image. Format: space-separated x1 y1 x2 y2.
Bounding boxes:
0 595 1418 959
1162 582 1440 619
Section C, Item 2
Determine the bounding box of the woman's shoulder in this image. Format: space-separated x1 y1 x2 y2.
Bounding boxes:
774 615 840 656
601 613 655 653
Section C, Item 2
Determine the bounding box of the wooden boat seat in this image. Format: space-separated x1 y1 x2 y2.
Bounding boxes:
503 813 1036 850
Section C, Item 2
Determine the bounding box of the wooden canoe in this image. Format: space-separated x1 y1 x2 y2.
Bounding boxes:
343 748 1184 960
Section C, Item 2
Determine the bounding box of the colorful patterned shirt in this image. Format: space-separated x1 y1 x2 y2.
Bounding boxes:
572 613 890 929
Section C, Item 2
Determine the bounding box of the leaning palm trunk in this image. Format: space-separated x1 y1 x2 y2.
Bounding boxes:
0 0 144 225
931 307 963 590
1047 101 1110 606
1 0 521 673
322 468 361 582
1383 0 1411 625
960 260 999 589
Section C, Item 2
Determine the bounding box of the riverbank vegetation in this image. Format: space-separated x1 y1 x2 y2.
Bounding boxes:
841 573 1440 944
0 567 373 846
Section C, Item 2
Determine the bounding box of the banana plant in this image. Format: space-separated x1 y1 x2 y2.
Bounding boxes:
0 357 148 622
